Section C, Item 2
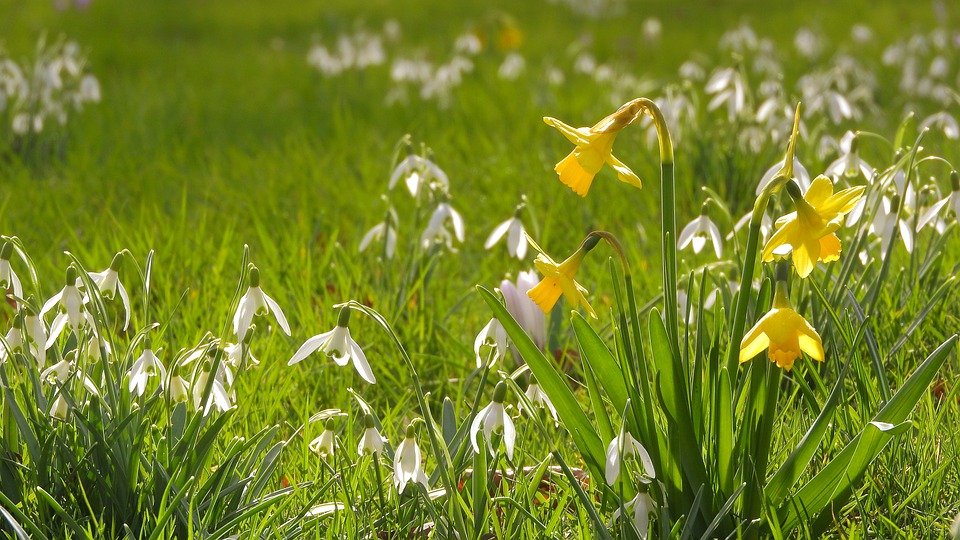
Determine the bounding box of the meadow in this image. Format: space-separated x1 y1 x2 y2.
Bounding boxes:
1 0 960 538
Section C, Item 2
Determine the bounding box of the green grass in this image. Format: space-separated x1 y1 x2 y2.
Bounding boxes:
1 0 960 538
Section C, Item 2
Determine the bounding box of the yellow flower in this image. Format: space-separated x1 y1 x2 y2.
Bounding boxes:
543 112 641 197
739 286 824 371
527 244 597 319
762 175 864 278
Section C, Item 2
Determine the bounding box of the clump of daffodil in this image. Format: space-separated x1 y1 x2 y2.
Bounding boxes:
739 267 824 371
762 175 864 278
543 103 643 197
527 234 600 319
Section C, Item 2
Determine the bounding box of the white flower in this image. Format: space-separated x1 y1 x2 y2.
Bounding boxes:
358 414 387 456
40 357 99 395
612 492 657 539
474 318 508 368
728 210 772 241
232 265 291 342
484 213 527 259
871 195 914 255
128 341 167 397
169 374 190 403
394 425 429 494
0 310 46 367
288 309 376 384
49 390 70 421
522 380 557 422
919 111 960 140
605 431 655 486
825 131 873 181
42 267 95 349
0 241 23 299
389 153 449 197
678 211 723 258
497 52 525 80
359 208 399 259
192 366 233 414
756 157 811 195
421 202 465 250
84 253 132 331
500 271 545 350
951 511 960 539
706 66 746 121
470 382 515 460
309 420 337 457
223 341 258 369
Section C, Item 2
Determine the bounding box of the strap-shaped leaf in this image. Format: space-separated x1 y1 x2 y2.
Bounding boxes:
572 313 629 414
779 334 956 531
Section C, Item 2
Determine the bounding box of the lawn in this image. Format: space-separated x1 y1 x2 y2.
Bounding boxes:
1 0 959 538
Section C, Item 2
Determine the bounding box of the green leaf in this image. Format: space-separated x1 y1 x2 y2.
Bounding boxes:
477 286 604 479
779 334 957 532
572 313 629 414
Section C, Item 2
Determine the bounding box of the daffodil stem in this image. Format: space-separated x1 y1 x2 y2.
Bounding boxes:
742 360 782 539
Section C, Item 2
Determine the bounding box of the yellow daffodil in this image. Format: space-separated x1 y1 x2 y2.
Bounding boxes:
762 175 864 278
543 111 642 197
527 236 598 319
739 285 824 371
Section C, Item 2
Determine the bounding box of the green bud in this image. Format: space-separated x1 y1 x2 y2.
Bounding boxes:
0 241 12 260
248 266 260 287
144 336 153 350
363 413 376 429
405 424 416 439
700 200 711 215
65 266 78 287
493 381 508 403
324 418 335 430
951 171 959 192
337 307 351 328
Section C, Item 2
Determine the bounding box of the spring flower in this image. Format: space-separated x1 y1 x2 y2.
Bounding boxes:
470 381 516 460
706 65 746 121
49 391 70 421
612 492 657 539
358 413 387 456
739 283 824 371
484 208 528 259
394 424 429 494
389 150 449 197
871 195 915 255
474 318 508 368
192 364 233 414
0 241 23 299
527 235 599 319
421 202 465 250
168 373 190 403
359 208 399 259
522 378 557 422
825 132 874 181
919 111 959 140
288 307 376 384
232 265 291 342
678 203 723 258
501 271 546 350
309 419 337 457
0 303 46 367
42 266 95 348
84 252 131 331
762 176 864 278
41 356 99 395
605 431 655 486
128 339 167 397
543 107 642 197
223 340 259 369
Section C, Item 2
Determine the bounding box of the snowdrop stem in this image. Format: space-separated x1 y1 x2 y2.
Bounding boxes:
372 448 388 515
108 252 123 272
